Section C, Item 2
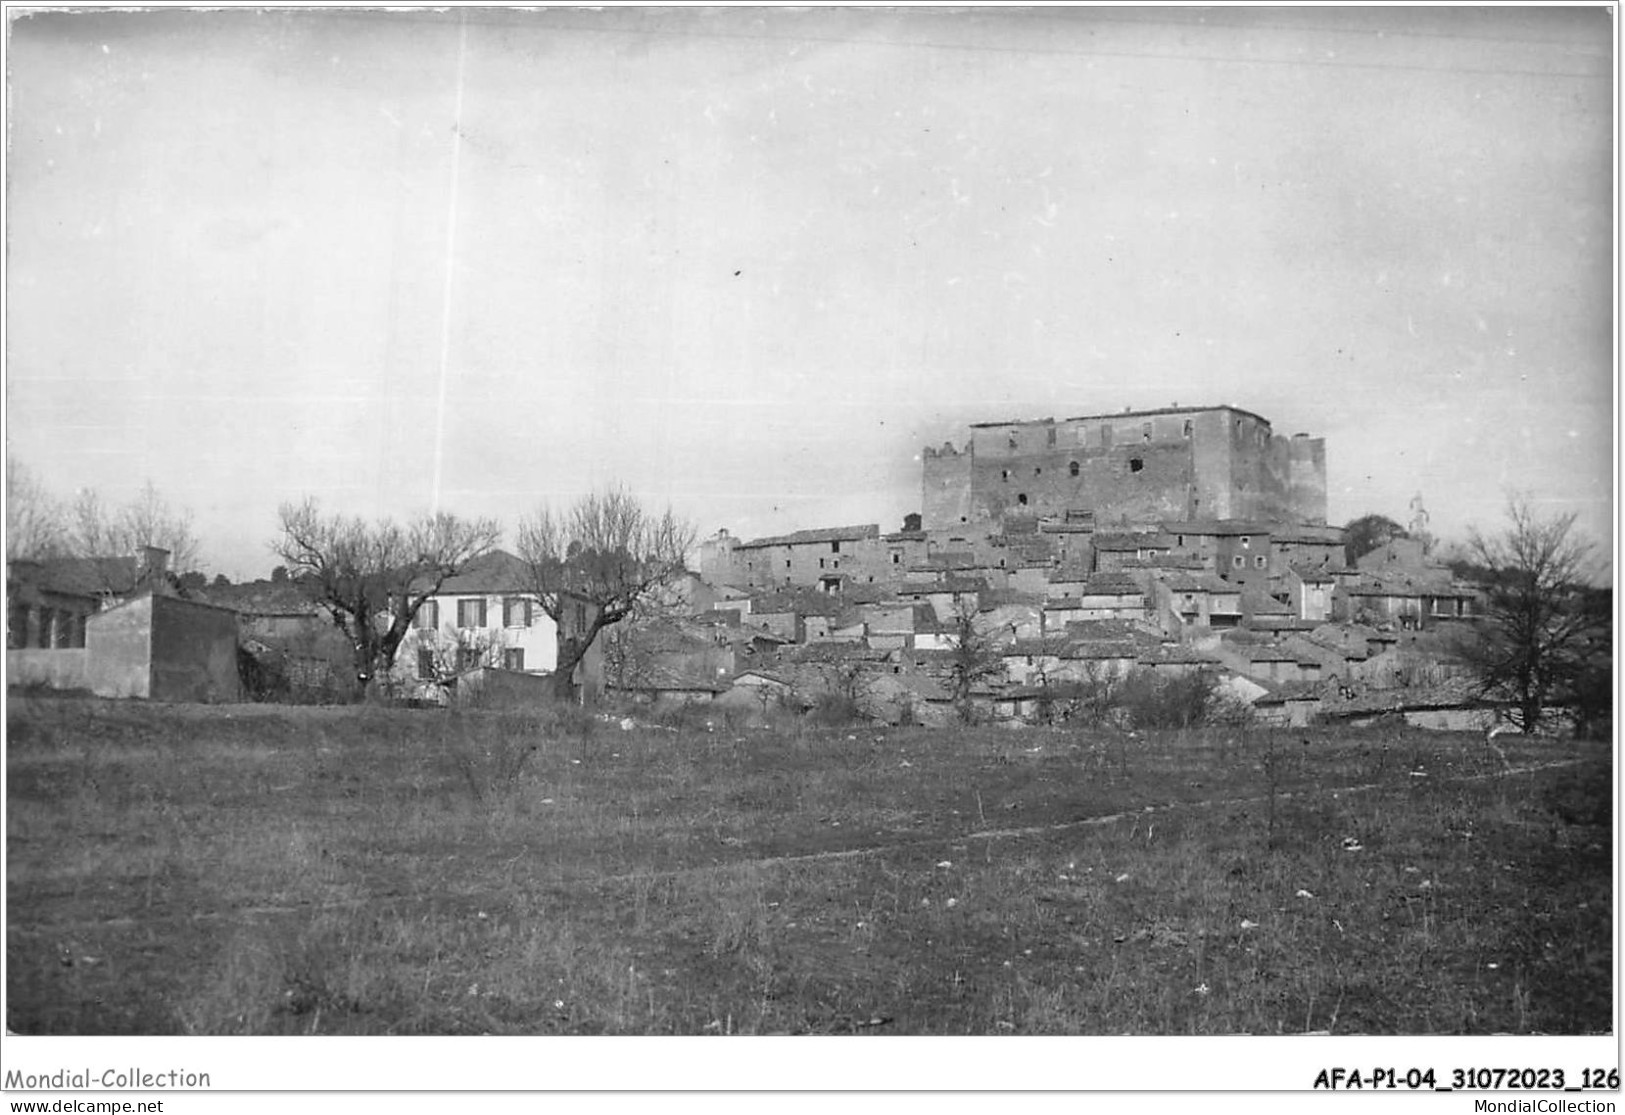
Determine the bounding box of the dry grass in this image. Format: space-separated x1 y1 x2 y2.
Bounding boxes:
5 693 1611 1034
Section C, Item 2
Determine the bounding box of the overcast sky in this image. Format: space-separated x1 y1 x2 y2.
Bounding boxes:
6 6 1614 579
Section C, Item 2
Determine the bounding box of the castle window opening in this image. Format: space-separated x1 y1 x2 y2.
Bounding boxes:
1001 469 1010 482
1069 460 1080 477
831 541 841 553
1240 536 1250 548
819 558 826 569
1142 422 1152 441
1129 458 1144 473
1046 426 1057 446
1233 556 1245 569
1034 467 1042 476
1183 420 1193 438
1017 493 1028 506
1008 433 1018 450
1255 555 1267 569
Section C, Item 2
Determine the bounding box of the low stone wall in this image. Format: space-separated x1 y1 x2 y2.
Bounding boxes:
456 667 555 707
7 648 90 691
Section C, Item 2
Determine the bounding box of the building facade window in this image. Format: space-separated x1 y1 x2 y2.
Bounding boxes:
502 597 532 627
457 598 487 628
414 600 439 630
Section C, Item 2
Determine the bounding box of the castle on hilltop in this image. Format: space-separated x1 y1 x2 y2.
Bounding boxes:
922 404 1326 530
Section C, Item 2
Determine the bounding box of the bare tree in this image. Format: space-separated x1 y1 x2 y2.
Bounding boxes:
410 623 505 698
945 596 1003 724
273 498 501 699
516 487 695 701
6 458 68 561
69 481 201 572
1458 496 1604 733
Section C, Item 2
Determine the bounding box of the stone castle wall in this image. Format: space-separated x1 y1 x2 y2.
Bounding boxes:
922 406 1326 529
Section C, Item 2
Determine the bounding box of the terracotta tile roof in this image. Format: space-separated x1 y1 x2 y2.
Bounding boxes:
1063 640 1141 660
1159 519 1276 536
748 589 843 616
1117 556 1208 571
196 580 324 616
1155 570 1232 593
786 642 889 665
1270 525 1346 544
1062 618 1149 640
1138 645 1223 666
1001 638 1071 657
1093 532 1176 551
1080 573 1146 596
897 574 988 596
427 549 532 595
1242 589 1294 616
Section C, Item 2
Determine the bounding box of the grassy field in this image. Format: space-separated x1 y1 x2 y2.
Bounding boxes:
5 694 1612 1035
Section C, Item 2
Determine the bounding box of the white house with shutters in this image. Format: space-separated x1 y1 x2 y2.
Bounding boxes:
392 549 558 699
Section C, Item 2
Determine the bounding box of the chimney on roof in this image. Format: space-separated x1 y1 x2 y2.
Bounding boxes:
141 546 171 592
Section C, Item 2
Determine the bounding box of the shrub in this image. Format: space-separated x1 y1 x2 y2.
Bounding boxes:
806 692 868 728
1113 670 1209 730
1063 668 1242 731
238 645 291 703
